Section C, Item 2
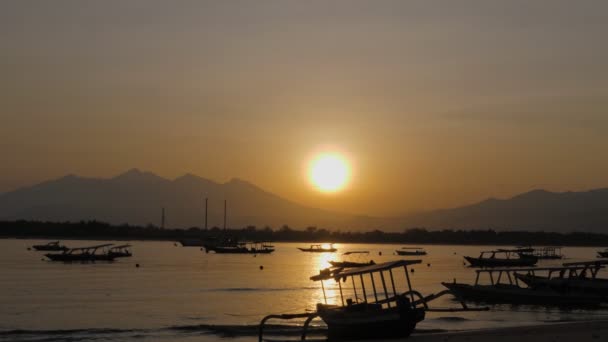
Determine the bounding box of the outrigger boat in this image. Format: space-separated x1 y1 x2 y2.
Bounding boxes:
518 246 563 260
442 266 605 307
260 260 486 341
513 260 608 298
108 244 132 258
298 244 337 253
329 251 375 268
598 249 608 258
45 244 116 262
206 241 274 254
396 247 427 256
32 241 69 251
464 249 538 267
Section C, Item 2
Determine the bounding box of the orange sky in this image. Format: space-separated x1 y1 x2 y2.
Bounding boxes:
2 1 608 216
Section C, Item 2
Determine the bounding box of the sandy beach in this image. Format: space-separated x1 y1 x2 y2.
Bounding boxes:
407 321 608 342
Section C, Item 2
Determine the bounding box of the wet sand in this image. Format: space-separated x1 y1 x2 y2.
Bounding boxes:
407 320 608 342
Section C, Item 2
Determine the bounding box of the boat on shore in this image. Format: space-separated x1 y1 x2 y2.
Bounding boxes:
31 241 68 251
108 244 132 258
464 249 538 267
443 266 605 307
298 244 337 253
45 244 116 262
260 260 485 341
206 241 274 254
396 247 427 256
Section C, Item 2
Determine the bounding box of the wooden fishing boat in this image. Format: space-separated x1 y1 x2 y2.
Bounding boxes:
517 246 563 260
513 261 608 298
443 267 604 307
108 244 132 258
206 241 274 254
464 249 538 267
298 244 337 253
396 247 427 256
45 244 115 262
260 260 485 341
329 251 374 268
31 241 68 251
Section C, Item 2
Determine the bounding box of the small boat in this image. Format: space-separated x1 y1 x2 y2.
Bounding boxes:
513 260 608 298
443 267 604 307
206 241 274 254
396 247 427 256
45 244 116 262
31 241 68 251
518 246 563 260
298 244 337 253
598 249 608 258
464 249 538 267
177 238 203 247
329 251 375 268
108 244 132 258
260 260 484 341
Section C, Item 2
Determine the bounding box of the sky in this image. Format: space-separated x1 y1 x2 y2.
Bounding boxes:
1 0 608 216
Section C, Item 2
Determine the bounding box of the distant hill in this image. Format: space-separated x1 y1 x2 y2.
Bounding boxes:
0 169 382 230
400 188 608 233
1 170 607 233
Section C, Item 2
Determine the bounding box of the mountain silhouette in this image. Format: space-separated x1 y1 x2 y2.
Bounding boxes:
1 170 607 233
0 169 380 230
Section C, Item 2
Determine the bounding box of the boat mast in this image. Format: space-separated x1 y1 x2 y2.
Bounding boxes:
205 197 208 230
223 199 227 230
161 207 165 229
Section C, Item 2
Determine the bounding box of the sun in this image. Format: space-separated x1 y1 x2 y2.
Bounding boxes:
309 154 350 192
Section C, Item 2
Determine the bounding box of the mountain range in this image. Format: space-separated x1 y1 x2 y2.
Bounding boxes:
1 169 607 233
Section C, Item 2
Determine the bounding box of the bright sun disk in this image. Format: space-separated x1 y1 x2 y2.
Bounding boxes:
309 154 350 192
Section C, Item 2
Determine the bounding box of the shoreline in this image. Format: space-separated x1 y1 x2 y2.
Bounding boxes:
407 320 608 341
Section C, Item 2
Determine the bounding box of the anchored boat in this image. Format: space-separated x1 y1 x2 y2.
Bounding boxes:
298 244 337 253
329 251 375 268
108 244 133 258
45 244 116 262
464 249 538 267
31 241 68 252
260 260 485 341
396 247 427 256
206 241 274 254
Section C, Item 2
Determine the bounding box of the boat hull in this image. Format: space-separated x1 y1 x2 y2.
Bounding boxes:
208 246 274 254
396 251 427 256
329 261 374 268
45 253 116 262
514 273 608 297
317 302 424 340
598 251 608 258
464 255 538 267
298 248 337 253
442 282 601 307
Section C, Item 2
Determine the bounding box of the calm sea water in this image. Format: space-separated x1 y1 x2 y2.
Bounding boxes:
1 239 607 341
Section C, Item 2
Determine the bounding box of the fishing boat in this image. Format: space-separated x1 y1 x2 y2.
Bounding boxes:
598 249 608 258
518 246 563 260
298 244 337 253
442 266 604 307
513 260 608 298
108 244 133 258
329 251 375 268
396 247 427 256
45 244 116 262
464 249 538 267
260 260 485 341
206 241 274 254
31 241 68 251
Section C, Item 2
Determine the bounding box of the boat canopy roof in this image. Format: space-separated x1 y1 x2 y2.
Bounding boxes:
311 259 421 281
480 248 531 253
475 265 604 273
343 251 369 255
563 260 608 267
70 243 113 251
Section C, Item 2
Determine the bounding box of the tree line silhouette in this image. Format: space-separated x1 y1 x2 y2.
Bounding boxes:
1 220 608 246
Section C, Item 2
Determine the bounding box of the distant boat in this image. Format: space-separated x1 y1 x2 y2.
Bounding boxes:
396 247 427 256
598 249 608 258
206 241 274 254
298 244 337 253
464 249 538 267
518 246 563 260
108 244 132 258
177 238 203 247
45 244 115 262
31 241 68 252
329 251 374 268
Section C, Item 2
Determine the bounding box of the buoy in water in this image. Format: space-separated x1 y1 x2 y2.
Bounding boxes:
427 263 431 267
411 268 415 273
379 251 382 256
135 263 140 268
259 265 264 270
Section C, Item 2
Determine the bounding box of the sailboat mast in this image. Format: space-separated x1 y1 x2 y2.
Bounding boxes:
223 199 227 230
204 197 208 230
161 207 165 229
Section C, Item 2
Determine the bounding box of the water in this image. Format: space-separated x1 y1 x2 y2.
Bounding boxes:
1 239 607 341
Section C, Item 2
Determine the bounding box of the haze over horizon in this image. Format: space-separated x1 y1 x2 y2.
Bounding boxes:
2 0 608 217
